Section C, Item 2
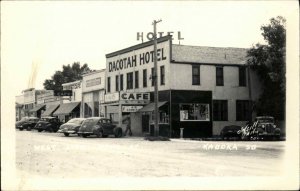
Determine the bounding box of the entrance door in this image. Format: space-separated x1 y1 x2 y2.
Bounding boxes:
142 114 150 133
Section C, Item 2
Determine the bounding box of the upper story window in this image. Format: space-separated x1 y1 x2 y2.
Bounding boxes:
192 65 200 85
160 66 165 85
239 67 246 86
216 67 224 86
115 75 119 92
120 74 124 91
127 72 133 90
135 71 139 89
107 77 111 93
143 69 147 88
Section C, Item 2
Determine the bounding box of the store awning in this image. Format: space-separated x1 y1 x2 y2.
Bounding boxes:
138 101 168 112
30 104 46 112
42 104 60 117
53 102 80 116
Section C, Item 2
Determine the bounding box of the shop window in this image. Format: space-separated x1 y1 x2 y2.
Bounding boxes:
239 67 246 86
120 74 124 91
236 100 251 121
107 77 111 93
180 103 209 121
116 75 119 92
149 106 169 124
151 67 155 86
127 72 133 90
192 65 200 85
160 65 165 85
135 71 139 89
216 67 224 86
213 100 228 121
143 69 147 87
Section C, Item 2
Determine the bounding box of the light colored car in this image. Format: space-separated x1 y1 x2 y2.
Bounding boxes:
57 118 86 136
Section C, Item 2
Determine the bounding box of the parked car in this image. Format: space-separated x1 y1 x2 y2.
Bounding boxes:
57 118 86 136
16 117 39 131
77 117 123 138
34 117 61 132
254 116 281 140
220 125 242 140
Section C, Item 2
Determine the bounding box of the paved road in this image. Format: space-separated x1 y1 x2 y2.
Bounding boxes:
16 130 285 178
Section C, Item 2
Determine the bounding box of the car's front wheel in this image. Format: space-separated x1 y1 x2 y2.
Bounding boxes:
96 130 103 138
38 129 42 132
64 133 69 137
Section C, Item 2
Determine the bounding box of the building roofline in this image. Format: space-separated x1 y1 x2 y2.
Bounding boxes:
170 60 247 67
105 35 172 58
81 69 106 77
62 80 82 86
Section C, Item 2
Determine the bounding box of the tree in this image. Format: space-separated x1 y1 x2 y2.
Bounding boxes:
43 62 91 90
247 16 286 120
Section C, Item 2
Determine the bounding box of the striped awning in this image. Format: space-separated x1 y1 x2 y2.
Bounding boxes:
42 104 60 117
30 104 46 112
138 101 167 112
53 102 80 116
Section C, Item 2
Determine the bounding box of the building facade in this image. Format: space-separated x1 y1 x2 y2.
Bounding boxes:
81 70 106 118
104 36 262 138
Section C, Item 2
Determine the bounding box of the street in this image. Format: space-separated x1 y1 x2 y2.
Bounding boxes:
16 130 285 178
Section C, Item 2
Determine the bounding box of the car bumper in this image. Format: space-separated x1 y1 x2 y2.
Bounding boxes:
57 129 77 134
77 131 93 135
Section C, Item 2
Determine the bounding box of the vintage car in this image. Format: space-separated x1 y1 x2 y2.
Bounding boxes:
34 117 61 132
16 117 40 131
77 117 123 138
57 118 86 136
254 116 281 140
220 125 242 140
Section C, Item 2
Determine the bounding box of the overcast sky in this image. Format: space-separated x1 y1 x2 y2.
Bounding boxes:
1 1 298 96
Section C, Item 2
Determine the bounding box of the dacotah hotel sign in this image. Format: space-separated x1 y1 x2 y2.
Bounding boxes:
108 48 167 73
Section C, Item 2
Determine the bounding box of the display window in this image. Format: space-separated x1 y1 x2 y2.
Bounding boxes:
180 103 210 121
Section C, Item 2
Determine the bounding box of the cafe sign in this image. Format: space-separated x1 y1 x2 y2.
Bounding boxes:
120 93 150 101
122 106 144 112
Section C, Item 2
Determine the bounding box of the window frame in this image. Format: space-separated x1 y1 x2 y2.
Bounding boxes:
143 69 147 88
239 67 246 86
135 71 139 89
115 75 119 92
160 65 165 85
107 77 111 93
192 65 200 85
126 72 133 90
216 66 224 86
120 74 124 91
213 100 228 121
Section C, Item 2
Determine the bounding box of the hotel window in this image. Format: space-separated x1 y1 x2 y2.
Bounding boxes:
120 74 124 91
213 100 228 121
151 67 155 86
192 65 200 85
115 75 119 92
239 67 246 86
160 65 165 85
135 71 139 89
216 67 224 86
236 100 251 121
107 77 111 93
143 69 147 87
127 72 133 90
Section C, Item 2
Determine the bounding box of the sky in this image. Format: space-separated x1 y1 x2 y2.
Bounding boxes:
1 0 298 97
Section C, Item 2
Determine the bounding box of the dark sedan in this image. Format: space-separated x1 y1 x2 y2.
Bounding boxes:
57 118 86 136
220 125 242 140
16 117 39 131
78 117 123 138
34 117 61 132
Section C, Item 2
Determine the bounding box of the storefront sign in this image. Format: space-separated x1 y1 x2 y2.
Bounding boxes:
108 48 167 73
104 92 120 103
63 81 81 90
86 77 101 87
54 90 72 96
137 31 184 41
120 93 150 101
122 106 144 112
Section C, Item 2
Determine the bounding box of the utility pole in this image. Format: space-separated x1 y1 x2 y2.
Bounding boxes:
152 19 162 137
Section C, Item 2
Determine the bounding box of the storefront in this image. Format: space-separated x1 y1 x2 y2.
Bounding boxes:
37 90 61 117
29 104 46 118
53 102 81 123
104 35 262 138
81 70 105 118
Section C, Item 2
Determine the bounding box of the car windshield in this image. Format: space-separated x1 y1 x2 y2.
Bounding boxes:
67 118 84 125
40 118 52 122
257 118 274 123
82 118 99 126
225 126 240 130
19 117 28 122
